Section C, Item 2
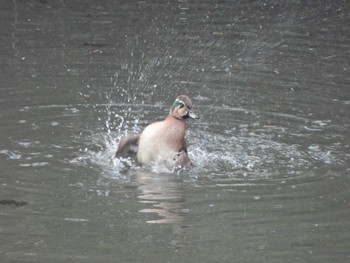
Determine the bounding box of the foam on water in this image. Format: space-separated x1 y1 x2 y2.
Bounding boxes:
188 130 311 178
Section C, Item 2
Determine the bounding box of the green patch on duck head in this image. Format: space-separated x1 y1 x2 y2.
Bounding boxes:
171 99 184 110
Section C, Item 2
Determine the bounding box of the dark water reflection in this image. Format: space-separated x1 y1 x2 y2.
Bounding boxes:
1 0 350 262
137 172 185 224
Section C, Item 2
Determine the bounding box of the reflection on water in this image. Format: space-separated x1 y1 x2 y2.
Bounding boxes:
137 172 184 224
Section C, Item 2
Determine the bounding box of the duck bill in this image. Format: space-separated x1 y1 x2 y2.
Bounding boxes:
188 110 199 119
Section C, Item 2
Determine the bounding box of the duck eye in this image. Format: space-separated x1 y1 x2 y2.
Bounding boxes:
179 103 185 109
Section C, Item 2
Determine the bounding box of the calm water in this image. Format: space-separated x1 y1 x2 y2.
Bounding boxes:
1 0 350 262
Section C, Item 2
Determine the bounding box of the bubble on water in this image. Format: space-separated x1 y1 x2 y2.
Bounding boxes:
19 162 49 167
187 128 319 178
0 150 22 160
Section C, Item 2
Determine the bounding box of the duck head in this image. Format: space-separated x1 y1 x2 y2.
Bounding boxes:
170 95 199 120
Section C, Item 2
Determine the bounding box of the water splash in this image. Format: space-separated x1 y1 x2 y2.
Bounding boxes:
74 99 343 181
72 76 343 180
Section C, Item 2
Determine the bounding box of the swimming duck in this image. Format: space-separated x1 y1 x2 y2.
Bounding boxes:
115 95 199 171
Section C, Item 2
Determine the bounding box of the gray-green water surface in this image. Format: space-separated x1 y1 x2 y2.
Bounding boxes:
1 1 350 262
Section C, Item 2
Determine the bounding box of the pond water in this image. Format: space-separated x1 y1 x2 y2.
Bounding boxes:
1 0 350 262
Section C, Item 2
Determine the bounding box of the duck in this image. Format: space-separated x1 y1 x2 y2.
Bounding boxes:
115 95 199 171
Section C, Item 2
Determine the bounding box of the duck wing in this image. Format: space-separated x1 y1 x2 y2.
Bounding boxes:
115 135 139 158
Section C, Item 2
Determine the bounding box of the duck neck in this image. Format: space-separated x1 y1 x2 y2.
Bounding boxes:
166 115 186 123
